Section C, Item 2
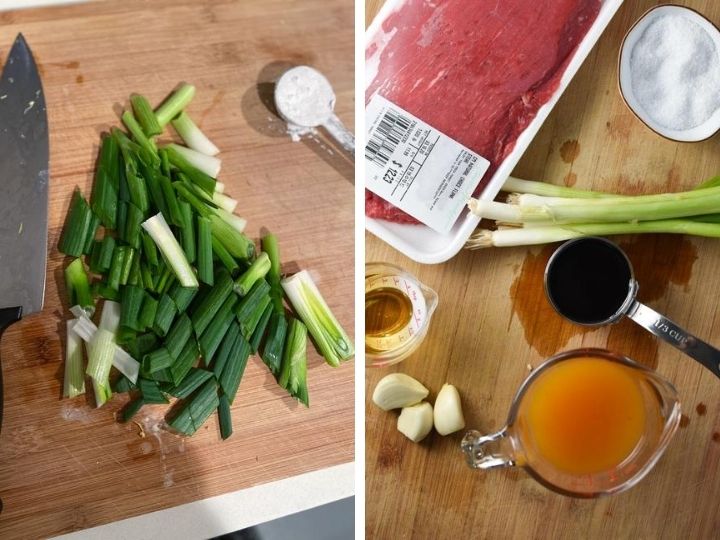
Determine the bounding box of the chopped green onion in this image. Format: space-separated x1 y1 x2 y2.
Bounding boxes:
126 171 151 214
156 266 174 295
168 368 213 399
171 111 220 156
212 321 240 378
113 375 136 393
64 320 85 398
143 347 174 374
166 143 221 178
219 334 250 404
119 247 135 286
235 280 271 323
59 189 94 257
142 213 199 288
239 295 271 339
166 144 216 194
139 377 169 404
86 328 116 383
120 285 145 331
262 233 284 314
144 169 168 220
122 110 158 159
211 235 239 275
100 300 121 333
116 201 128 242
199 294 238 363
130 94 162 137
218 394 232 439
119 397 144 423
278 317 309 406
234 252 270 296
212 192 237 213
281 270 353 367
153 293 178 337
166 313 193 359
168 282 198 313
261 313 287 376
178 201 197 264
173 181 213 218
107 246 126 291
65 258 94 315
124 203 144 249
82 214 100 255
91 135 119 229
169 377 219 436
113 346 140 383
190 270 233 335
159 173 183 227
126 333 159 360
197 216 214 286
170 339 199 386
155 83 196 128
250 303 273 353
137 294 158 331
91 236 116 274
93 377 112 408
210 214 254 261
116 326 137 344
216 208 247 234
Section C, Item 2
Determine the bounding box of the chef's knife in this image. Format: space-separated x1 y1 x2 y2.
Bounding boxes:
0 34 49 433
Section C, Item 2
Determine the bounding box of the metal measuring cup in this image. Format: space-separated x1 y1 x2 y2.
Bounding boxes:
544 237 720 379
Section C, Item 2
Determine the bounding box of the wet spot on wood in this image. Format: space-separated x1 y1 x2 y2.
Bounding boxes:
509 245 592 356
697 403 707 416
377 443 403 469
559 140 580 164
607 319 659 370
712 432 720 443
563 172 577 187
64 61 79 69
680 414 690 428
75 74 84 84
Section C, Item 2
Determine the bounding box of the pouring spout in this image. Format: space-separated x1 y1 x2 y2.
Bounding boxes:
461 428 515 470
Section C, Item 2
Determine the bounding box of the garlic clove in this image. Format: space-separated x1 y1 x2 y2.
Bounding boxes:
397 402 434 442
372 373 429 411
433 383 465 435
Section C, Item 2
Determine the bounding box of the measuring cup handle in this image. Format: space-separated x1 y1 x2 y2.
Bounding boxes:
461 429 515 470
627 301 720 379
322 113 355 155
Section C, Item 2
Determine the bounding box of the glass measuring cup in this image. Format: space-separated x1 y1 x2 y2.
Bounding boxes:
544 236 720 379
461 348 681 497
365 262 438 367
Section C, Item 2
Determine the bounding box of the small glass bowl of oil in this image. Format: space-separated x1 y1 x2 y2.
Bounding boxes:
365 262 438 367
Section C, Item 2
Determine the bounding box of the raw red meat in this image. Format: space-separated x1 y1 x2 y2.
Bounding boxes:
365 0 601 223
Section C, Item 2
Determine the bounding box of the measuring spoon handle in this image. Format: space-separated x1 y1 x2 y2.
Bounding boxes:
322 113 355 155
627 301 720 379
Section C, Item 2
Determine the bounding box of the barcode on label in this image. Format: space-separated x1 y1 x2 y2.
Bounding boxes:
365 108 412 167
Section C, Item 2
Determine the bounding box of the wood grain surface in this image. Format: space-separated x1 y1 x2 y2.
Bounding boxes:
0 1 354 538
365 1 720 539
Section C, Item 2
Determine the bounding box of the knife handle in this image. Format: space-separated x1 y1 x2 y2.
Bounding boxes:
0 306 22 433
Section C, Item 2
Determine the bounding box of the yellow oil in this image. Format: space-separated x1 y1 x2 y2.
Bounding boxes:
365 286 413 352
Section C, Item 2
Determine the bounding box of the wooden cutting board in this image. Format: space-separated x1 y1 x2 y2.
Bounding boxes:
366 1 720 538
0 1 354 538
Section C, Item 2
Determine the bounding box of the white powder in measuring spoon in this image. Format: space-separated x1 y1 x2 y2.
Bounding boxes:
275 66 335 137
630 14 720 131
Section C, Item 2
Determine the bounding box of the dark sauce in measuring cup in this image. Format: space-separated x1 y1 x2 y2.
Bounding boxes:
546 238 633 325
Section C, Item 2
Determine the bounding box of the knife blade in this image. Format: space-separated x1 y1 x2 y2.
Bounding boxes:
0 34 49 435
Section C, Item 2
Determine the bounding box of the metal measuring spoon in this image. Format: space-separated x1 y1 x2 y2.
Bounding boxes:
274 65 355 155
544 237 720 379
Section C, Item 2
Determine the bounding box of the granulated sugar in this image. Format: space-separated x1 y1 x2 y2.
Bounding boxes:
630 13 720 131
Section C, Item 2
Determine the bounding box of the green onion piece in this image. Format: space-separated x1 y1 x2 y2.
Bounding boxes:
119 397 144 423
130 94 162 137
166 313 193 359
262 313 287 376
119 247 136 286
199 294 238 363
173 181 213 218
82 213 100 255
107 246 126 291
100 300 121 333
137 295 159 331
178 201 197 264
168 378 219 436
239 295 271 339
168 368 213 399
113 374 136 393
96 282 121 301
155 83 196 128
64 320 85 398
159 173 183 227
127 251 142 286
143 347 174 374
91 135 119 229
234 252 270 296
197 216 214 286
168 282 198 313
155 266 174 295
93 377 112 408
126 333 159 360
93 236 116 274
190 270 233 335
122 109 158 157
160 148 171 177
219 334 250 404
212 192 237 213
65 258 94 314
278 318 309 406
140 263 155 293
210 214 254 261
211 235 239 275
142 213 199 288
141 231 159 266
59 189 94 257
116 201 128 242
250 303 273 354
262 234 284 314
126 172 150 214
120 285 145 331
86 328 116 383
218 394 232 440
138 377 169 404
172 112 220 156
153 294 178 337
125 203 144 249
212 321 240 378
165 143 216 194
235 280 271 323
116 327 137 345
170 339 199 386
144 169 169 220
281 270 354 367
165 143 221 178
